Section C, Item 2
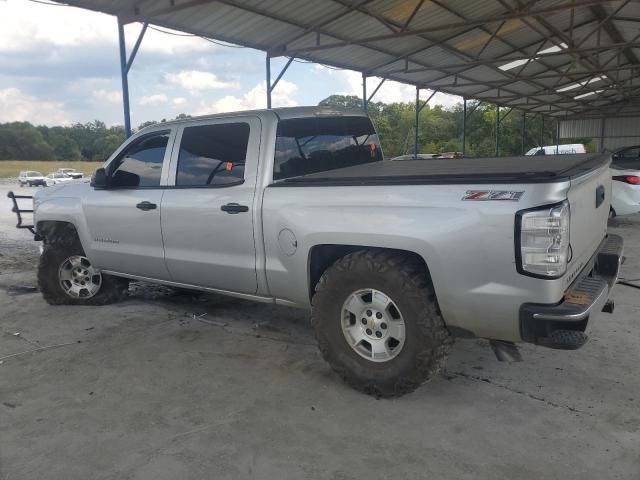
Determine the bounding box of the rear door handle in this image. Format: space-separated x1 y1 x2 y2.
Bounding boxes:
221 203 249 214
136 201 157 211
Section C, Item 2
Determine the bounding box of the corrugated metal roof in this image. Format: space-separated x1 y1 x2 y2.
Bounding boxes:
57 0 640 118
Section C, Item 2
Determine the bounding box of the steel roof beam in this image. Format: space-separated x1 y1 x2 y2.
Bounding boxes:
282 0 618 55
422 0 594 120
124 0 218 23
367 18 596 92
329 0 588 114
424 65 639 87
378 42 640 72
590 3 640 66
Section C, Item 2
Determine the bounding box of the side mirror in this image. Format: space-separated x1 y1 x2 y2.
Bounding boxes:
91 168 108 188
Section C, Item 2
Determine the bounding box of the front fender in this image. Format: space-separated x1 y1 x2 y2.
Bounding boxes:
34 196 94 260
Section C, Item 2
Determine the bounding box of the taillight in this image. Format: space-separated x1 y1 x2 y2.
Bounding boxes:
515 201 570 278
613 175 640 185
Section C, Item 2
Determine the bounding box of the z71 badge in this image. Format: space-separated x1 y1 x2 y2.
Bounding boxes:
462 190 524 201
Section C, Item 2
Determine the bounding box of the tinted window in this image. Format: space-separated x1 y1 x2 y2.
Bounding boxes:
176 123 249 186
110 131 170 188
273 116 382 181
612 147 640 170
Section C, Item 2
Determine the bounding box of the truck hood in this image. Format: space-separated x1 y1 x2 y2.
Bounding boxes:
33 183 91 207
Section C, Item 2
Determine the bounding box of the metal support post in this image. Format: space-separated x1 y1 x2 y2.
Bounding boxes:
118 19 131 138
362 73 367 112
266 54 294 110
521 111 526 154
414 88 437 158
462 98 467 155
266 53 272 109
367 78 386 107
414 87 420 157
556 119 560 154
540 114 544 146
495 105 500 156
117 19 147 138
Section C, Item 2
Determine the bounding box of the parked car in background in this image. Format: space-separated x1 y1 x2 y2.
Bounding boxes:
45 172 75 187
610 145 640 217
392 153 442 160
525 144 586 155
57 168 84 179
18 171 46 187
440 151 463 159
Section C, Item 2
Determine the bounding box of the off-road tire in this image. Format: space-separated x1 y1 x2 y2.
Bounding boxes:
311 249 452 398
38 230 128 305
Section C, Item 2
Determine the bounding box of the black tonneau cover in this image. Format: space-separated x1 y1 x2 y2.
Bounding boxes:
275 153 610 186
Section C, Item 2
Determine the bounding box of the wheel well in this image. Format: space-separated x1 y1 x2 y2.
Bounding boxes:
36 221 79 245
308 244 431 301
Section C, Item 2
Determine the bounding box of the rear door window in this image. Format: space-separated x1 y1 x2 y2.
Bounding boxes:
110 131 170 188
273 116 382 181
176 123 250 187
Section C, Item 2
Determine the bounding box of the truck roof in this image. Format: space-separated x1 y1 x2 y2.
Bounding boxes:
142 106 367 131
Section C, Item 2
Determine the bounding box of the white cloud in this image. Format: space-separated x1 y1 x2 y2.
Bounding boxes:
0 2 213 54
164 70 239 95
139 93 168 105
333 69 461 108
172 97 187 106
93 89 122 104
0 1 114 52
0 87 69 125
195 80 298 115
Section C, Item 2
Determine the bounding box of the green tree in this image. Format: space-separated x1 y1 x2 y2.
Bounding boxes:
0 122 55 160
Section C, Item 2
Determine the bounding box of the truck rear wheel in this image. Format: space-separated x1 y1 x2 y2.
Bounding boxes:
311 249 452 398
38 234 128 306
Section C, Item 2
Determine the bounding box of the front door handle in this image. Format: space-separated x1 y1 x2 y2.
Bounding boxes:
136 201 157 211
221 203 249 214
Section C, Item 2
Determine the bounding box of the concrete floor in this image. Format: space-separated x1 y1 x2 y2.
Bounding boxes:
1 183 639 480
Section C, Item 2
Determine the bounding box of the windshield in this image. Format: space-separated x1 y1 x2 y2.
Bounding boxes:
273 116 383 181
27 172 41 177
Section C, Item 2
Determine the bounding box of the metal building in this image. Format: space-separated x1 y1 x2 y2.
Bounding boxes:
53 0 640 152
561 116 640 150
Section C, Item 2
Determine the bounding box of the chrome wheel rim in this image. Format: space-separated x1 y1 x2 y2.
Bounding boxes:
341 288 406 363
58 255 102 298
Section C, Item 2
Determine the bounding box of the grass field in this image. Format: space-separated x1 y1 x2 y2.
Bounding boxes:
0 160 104 178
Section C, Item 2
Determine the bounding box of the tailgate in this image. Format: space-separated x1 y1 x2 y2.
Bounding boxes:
566 160 611 273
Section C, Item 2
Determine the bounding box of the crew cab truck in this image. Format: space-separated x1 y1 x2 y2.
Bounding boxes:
11 107 622 397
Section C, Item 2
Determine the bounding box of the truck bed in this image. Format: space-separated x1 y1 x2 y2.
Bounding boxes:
275 153 610 186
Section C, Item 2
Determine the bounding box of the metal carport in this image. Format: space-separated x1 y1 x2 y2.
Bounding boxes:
53 0 640 153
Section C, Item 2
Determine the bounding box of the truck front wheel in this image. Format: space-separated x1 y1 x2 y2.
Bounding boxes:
311 249 452 398
38 235 128 305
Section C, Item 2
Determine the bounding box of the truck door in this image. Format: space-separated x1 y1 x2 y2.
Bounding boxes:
82 128 175 280
160 117 260 294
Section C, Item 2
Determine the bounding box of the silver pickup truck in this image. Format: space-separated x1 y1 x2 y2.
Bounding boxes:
9 106 623 397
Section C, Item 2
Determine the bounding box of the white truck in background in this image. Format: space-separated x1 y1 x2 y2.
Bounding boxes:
526 144 586 155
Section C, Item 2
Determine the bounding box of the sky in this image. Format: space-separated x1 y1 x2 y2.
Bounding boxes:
0 0 461 127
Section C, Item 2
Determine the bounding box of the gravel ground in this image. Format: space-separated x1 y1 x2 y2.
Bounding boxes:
1 183 639 480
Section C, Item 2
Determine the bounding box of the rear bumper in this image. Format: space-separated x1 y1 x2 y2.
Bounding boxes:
520 234 623 348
